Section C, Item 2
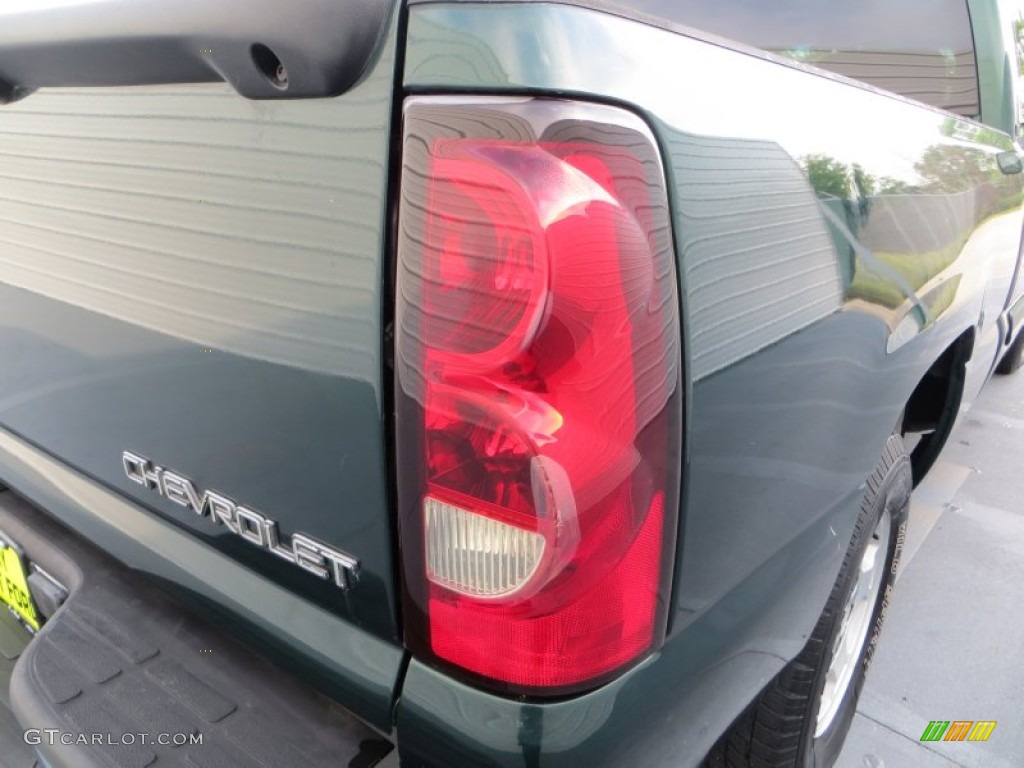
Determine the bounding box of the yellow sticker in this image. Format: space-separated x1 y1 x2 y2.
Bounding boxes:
0 543 40 630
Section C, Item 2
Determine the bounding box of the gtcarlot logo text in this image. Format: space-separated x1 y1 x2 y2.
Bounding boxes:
24 729 203 747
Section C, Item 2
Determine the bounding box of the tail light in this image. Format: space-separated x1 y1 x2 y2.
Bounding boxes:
394 97 681 695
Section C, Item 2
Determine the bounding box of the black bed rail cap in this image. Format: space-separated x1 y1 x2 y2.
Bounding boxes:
0 0 394 102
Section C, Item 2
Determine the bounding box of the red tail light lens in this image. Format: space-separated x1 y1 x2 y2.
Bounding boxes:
395 98 681 694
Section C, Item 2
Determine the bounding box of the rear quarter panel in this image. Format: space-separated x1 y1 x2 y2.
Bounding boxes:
396 3 1023 765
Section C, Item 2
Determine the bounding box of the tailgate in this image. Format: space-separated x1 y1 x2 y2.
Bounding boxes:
0 0 401 641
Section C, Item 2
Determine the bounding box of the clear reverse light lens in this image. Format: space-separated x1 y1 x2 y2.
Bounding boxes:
425 496 545 598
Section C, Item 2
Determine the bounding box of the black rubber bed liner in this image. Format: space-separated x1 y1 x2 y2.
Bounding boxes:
0 490 394 768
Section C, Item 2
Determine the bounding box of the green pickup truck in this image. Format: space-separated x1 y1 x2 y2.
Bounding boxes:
0 1 1022 766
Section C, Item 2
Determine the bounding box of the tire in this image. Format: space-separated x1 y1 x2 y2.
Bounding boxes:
996 331 1024 375
704 434 911 768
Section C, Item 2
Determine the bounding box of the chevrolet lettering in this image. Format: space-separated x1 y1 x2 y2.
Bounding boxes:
122 451 359 590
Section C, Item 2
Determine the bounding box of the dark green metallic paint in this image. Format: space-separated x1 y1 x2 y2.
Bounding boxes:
0 5 403 641
0 0 407 735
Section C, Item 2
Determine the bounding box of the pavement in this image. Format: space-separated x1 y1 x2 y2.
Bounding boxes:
836 371 1024 767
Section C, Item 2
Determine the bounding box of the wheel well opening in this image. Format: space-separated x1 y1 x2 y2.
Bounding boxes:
902 329 973 485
